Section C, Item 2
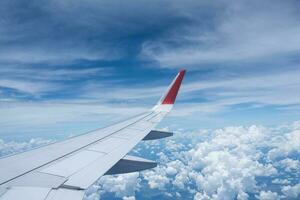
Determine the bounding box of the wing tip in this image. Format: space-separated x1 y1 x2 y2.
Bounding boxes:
179 69 186 74
161 69 186 105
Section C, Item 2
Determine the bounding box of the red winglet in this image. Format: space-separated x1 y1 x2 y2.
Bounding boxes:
161 69 186 104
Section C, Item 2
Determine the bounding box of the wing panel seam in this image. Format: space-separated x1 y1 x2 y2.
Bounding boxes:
0 112 154 186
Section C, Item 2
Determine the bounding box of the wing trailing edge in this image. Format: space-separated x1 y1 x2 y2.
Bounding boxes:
143 130 173 140
105 155 157 175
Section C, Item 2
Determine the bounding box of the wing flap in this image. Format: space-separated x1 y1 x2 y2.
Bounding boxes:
38 150 106 178
3 172 66 189
62 119 155 189
46 188 84 200
105 155 157 175
143 130 173 140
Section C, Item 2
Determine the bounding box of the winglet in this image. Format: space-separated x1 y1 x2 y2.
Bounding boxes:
159 69 186 105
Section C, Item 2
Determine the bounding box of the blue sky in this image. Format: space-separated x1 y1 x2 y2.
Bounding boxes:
1 0 300 140
0 1 300 200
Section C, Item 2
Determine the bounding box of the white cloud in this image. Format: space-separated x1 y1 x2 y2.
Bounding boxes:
255 191 279 200
1 117 299 200
279 158 300 172
165 166 177 176
142 166 170 189
0 66 111 82
84 186 101 200
85 173 140 200
0 101 147 135
0 79 60 95
142 0 300 67
194 192 210 200
123 196 135 200
0 48 115 64
271 179 290 185
168 69 300 119
134 121 299 199
267 130 300 161
0 138 53 157
186 126 278 199
1 60 300 135
282 183 300 199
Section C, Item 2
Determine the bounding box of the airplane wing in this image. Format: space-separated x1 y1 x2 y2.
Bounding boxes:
0 69 186 200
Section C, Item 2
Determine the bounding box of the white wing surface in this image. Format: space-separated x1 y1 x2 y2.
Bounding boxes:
0 70 186 200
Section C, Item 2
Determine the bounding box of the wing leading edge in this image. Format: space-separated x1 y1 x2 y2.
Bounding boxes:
0 69 186 200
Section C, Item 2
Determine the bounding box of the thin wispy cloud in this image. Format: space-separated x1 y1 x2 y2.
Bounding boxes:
0 0 298 139
141 0 300 68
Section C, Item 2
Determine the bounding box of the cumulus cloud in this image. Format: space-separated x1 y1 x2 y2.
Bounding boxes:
1 118 299 200
184 125 278 199
143 166 170 190
117 121 299 199
84 173 140 200
84 120 299 200
272 179 290 185
122 196 135 200
267 129 300 161
0 138 53 157
279 158 300 172
281 184 300 199
255 191 279 200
